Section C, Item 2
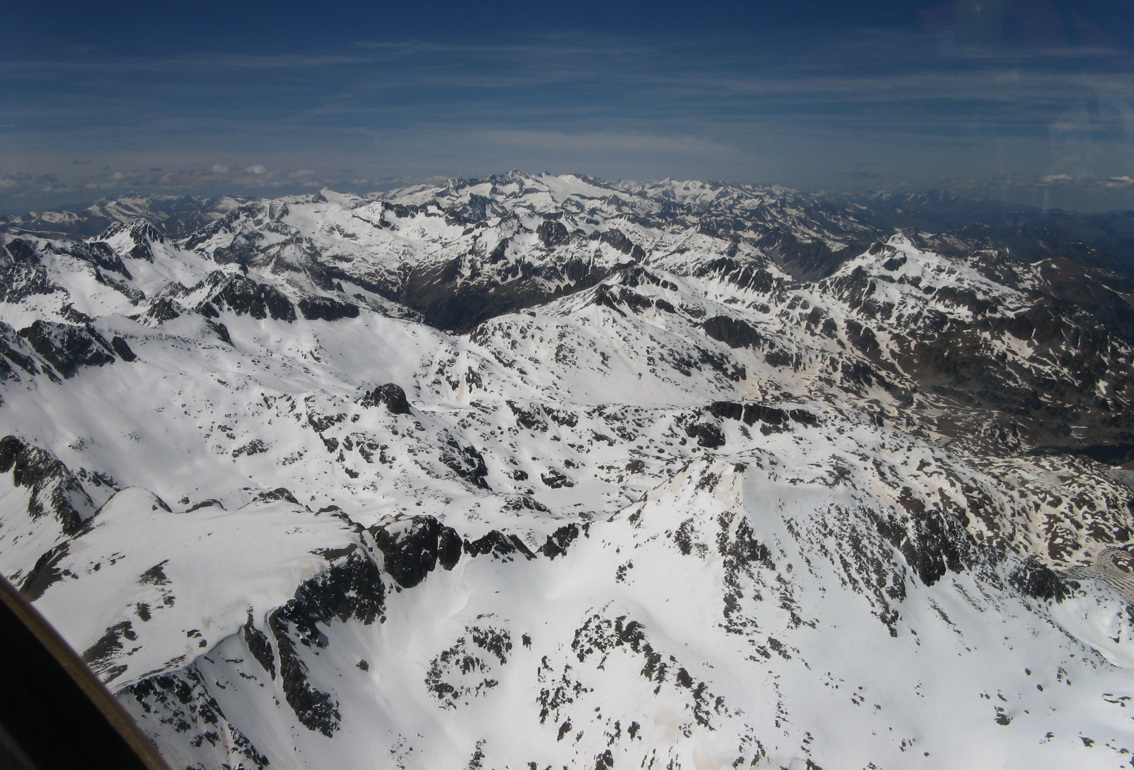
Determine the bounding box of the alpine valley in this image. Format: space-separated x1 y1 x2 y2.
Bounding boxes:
3 171 1134 769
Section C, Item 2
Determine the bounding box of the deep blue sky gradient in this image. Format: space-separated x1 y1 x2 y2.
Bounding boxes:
3 0 1133 212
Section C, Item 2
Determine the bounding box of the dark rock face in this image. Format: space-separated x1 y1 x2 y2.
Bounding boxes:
266 550 386 737
395 235 615 332
844 319 881 360
243 615 276 679
370 516 463 589
268 625 340 739
876 503 981 587
97 220 165 263
3 238 40 264
256 487 300 505
81 619 137 682
359 383 412 414
210 236 261 268
596 228 646 259
204 320 233 346
60 304 94 325
201 273 296 322
110 336 136 362
694 258 784 295
126 221 165 262
1009 557 1076 601
702 316 765 349
289 548 386 627
65 241 132 278
540 469 573 488
539 523 587 559
756 228 870 281
594 284 653 315
125 669 270 769
441 439 490 489
710 402 818 431
297 296 360 322
590 285 629 315
448 193 494 224
0 259 59 304
18 320 117 378
400 268 551 333
464 530 535 560
141 297 181 324
685 421 726 448
0 323 40 379
487 237 510 264
507 400 548 432
373 515 577 584
19 541 73 601
233 439 268 458
0 435 93 535
537 219 570 248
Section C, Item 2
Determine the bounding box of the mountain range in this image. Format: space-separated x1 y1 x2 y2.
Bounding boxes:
1 172 1133 769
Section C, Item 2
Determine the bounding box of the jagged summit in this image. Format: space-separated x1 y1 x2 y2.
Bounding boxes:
1 174 1133 768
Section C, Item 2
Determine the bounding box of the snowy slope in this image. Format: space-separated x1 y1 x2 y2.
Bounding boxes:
117 454 1134 769
1 174 1133 768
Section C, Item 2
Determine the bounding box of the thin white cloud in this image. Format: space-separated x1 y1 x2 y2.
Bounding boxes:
475 130 730 157
950 172 1134 192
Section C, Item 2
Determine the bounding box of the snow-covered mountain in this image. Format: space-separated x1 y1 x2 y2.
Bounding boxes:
2 172 1133 768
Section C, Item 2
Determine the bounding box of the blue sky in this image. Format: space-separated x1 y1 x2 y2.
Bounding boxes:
2 0 1133 212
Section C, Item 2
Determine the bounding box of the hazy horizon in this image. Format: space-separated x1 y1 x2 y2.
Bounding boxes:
3 0 1133 214
5 170 1134 221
